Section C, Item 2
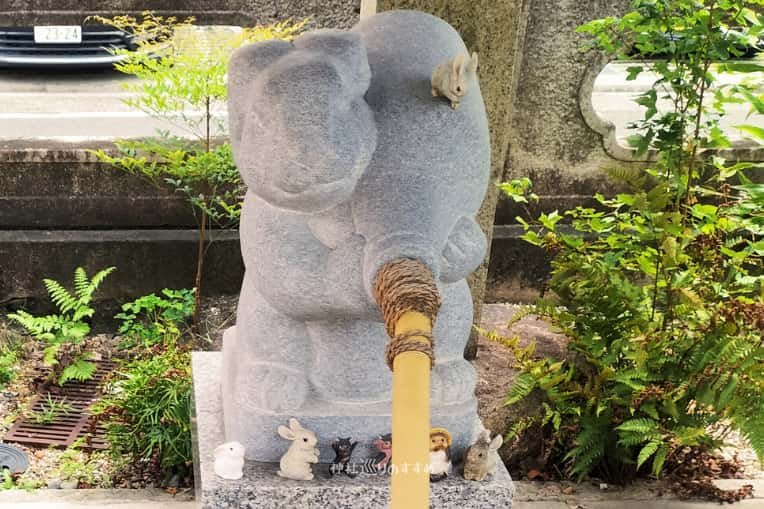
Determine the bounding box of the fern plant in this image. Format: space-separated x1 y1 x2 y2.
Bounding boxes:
7 266 115 385
495 0 764 482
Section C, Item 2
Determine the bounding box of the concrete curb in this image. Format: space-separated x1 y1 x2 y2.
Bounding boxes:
0 480 761 508
0 488 194 506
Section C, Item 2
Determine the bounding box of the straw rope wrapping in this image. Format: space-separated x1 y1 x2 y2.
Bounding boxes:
373 259 441 370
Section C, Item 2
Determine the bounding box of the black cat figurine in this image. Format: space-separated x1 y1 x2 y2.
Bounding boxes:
330 437 358 478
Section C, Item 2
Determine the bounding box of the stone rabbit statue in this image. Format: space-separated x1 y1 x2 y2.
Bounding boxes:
463 429 503 481
277 419 320 481
223 10 490 462
213 441 246 480
431 51 479 109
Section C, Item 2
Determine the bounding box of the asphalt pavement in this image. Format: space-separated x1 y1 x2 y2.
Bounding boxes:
0 62 761 142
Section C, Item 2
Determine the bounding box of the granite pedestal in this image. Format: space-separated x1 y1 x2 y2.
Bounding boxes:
192 352 514 508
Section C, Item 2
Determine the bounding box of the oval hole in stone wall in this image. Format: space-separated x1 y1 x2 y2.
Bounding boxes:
591 61 764 150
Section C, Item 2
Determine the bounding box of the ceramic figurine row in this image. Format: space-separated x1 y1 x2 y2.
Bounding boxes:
213 418 503 482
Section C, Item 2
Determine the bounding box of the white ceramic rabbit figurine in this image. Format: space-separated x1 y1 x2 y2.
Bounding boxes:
431 51 479 109
277 418 320 481
214 441 246 480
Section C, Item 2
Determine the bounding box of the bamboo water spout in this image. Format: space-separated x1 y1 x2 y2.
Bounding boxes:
374 259 441 508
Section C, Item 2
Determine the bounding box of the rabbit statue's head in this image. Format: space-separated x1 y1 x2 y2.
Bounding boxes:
431 51 479 109
448 52 478 102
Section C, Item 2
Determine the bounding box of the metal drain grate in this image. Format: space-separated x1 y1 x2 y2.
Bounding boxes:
4 360 117 450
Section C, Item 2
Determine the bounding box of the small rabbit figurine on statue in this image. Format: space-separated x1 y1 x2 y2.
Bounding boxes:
431 51 479 109
277 418 320 481
213 442 245 480
463 429 503 481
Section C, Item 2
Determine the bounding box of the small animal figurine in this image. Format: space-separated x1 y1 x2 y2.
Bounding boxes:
431 51 479 109
429 427 452 482
330 437 358 478
371 433 393 473
463 429 503 481
277 418 319 481
213 441 246 480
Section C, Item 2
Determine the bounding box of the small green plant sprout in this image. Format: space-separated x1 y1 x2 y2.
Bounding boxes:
55 437 109 488
0 351 16 391
0 324 23 390
497 178 539 205
114 289 195 350
0 468 43 491
0 469 12 490
29 395 73 425
7 266 115 385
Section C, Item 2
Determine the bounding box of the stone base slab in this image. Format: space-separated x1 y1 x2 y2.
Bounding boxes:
192 351 514 508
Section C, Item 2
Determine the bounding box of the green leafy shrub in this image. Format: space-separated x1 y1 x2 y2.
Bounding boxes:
90 12 307 327
493 0 764 482
115 288 194 350
55 438 115 488
7 267 115 385
94 338 192 473
0 327 22 389
0 351 17 390
0 469 43 491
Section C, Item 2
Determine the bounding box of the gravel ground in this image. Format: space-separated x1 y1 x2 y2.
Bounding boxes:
0 330 123 490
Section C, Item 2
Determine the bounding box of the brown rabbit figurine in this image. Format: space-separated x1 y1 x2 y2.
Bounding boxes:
463 429 503 481
431 51 479 109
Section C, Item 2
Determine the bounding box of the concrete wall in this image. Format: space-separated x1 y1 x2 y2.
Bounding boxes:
1 1 762 309
486 0 764 301
0 141 244 313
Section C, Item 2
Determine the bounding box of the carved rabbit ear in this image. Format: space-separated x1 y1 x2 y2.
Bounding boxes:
278 425 296 440
468 52 479 73
214 443 229 456
452 52 467 74
489 434 503 451
288 418 304 431
228 40 293 153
